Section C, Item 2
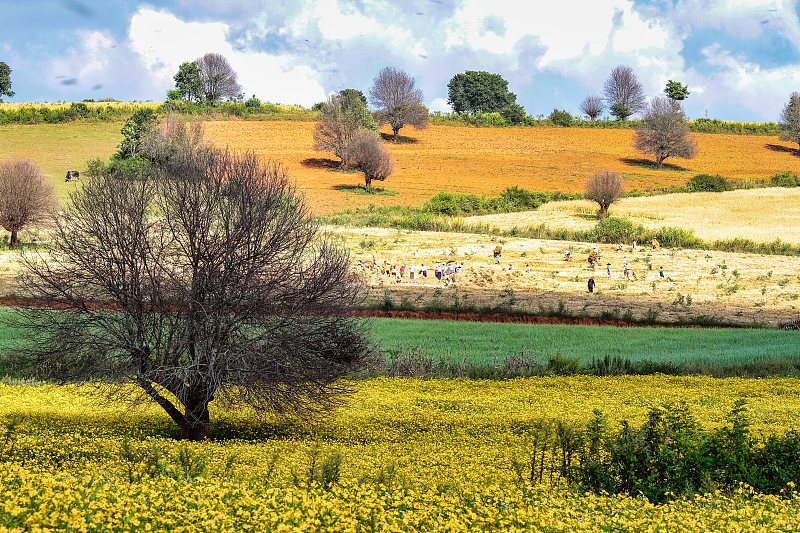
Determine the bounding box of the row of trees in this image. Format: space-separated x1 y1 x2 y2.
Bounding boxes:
169 53 243 105
580 66 690 122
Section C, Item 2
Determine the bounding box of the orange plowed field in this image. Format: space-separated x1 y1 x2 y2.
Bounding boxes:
202 121 799 214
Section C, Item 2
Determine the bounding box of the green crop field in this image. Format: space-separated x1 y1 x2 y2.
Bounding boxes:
368 318 800 366
0 122 122 199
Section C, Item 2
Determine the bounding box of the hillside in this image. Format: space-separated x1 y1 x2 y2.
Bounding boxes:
1 120 798 214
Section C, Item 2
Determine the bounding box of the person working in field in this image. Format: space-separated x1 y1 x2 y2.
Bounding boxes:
493 246 502 264
588 277 595 293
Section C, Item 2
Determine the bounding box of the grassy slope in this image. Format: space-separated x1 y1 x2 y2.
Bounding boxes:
368 317 800 365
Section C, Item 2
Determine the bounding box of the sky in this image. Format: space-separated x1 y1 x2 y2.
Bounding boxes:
1 0 799 121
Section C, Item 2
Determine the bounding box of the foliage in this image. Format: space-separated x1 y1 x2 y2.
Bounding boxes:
634 97 697 166
0 61 14 102
664 80 690 101
196 53 242 104
172 61 203 103
579 95 603 121
586 170 623 218
446 71 517 115
313 92 377 166
244 96 261 109
604 65 646 120
346 129 394 188
687 173 730 192
0 160 57 248
770 171 800 187
779 92 800 151
499 103 527 125
15 122 369 440
116 107 158 159
548 109 573 127
369 67 428 137
339 89 367 107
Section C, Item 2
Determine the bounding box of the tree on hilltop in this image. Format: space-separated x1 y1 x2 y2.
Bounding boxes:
664 80 690 102
634 97 697 167
779 92 800 153
369 67 428 139
172 61 203 103
447 70 517 115
0 61 14 102
603 65 646 121
347 129 394 188
580 95 603 121
313 91 377 166
16 121 370 441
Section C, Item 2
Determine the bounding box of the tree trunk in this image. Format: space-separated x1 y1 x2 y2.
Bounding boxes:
364 176 372 189
597 205 608 219
392 126 400 139
9 228 18 249
183 403 211 441
656 154 665 167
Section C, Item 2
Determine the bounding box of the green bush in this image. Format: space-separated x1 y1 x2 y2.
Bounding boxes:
590 217 643 243
548 109 573 127
500 103 527 125
770 171 800 187
687 174 730 192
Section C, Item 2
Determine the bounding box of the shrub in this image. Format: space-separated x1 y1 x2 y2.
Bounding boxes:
770 171 800 187
500 103 528 125
548 109 573 127
591 217 642 243
244 96 262 109
687 174 730 192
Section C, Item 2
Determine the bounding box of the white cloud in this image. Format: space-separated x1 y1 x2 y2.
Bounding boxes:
128 7 327 106
428 98 451 113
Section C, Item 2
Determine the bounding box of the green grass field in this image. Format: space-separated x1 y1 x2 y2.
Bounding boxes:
368 318 800 366
2 309 798 376
0 122 122 199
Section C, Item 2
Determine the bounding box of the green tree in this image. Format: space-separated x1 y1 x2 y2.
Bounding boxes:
447 71 517 114
779 92 800 153
313 91 377 166
173 61 202 103
117 108 158 159
664 80 690 101
0 61 14 102
339 88 367 107
500 103 527 125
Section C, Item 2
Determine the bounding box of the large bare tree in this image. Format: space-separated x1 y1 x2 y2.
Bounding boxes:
0 160 57 248
313 91 376 166
580 95 603 122
369 67 427 139
586 170 624 219
603 65 646 120
346 130 394 188
634 97 697 167
16 123 369 440
196 53 242 104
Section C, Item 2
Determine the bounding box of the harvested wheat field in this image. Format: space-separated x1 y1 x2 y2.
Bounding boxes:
466 188 800 245
202 120 800 214
332 226 800 326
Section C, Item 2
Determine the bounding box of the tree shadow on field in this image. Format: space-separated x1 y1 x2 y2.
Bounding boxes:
379 132 419 144
620 158 689 171
300 157 341 170
764 143 800 157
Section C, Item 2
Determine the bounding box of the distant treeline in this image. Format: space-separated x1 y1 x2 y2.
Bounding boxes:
430 112 782 135
0 102 783 135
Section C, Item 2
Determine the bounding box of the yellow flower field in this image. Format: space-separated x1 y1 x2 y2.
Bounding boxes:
2 377 800 531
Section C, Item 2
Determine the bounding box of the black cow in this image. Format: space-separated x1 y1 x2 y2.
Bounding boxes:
65 170 80 182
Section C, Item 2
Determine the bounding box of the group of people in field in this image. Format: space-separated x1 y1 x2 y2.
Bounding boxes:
586 237 667 293
357 259 463 285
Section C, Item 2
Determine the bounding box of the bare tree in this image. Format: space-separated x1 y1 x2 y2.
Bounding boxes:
580 95 603 121
313 91 376 166
586 170 623 219
347 130 394 188
196 53 242 104
603 65 646 120
634 97 697 167
369 67 427 139
0 160 57 248
779 92 800 153
15 123 370 441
